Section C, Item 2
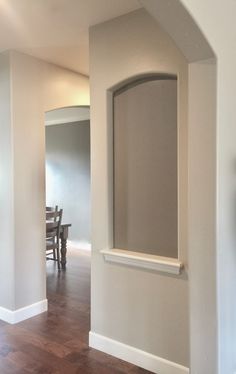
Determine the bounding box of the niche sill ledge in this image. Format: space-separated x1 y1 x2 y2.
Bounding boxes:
100 249 183 275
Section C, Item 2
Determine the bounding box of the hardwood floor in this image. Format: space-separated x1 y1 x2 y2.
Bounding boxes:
0 248 152 373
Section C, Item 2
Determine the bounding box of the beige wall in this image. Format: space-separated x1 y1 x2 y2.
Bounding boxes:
11 52 46 309
42 62 89 112
188 59 217 374
179 1 236 372
90 9 189 367
0 50 89 311
143 1 236 372
0 52 14 310
114 79 178 258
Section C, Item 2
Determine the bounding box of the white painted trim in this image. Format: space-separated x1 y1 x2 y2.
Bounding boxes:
45 115 89 126
100 249 183 275
0 299 48 324
45 106 90 126
89 332 189 374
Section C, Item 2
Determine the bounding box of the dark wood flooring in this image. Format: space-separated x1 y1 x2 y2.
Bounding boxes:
0 248 152 373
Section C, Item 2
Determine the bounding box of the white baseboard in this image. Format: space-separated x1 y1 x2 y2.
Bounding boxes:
0 299 48 324
89 332 189 374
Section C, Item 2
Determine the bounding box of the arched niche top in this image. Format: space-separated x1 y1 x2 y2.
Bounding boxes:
110 72 177 96
45 105 90 126
113 73 177 97
141 0 215 61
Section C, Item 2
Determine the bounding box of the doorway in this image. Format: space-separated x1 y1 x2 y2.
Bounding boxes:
45 105 91 253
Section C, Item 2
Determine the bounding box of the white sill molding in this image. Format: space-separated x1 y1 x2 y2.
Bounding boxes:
101 249 183 275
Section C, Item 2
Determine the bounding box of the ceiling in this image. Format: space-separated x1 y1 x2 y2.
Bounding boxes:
0 0 141 76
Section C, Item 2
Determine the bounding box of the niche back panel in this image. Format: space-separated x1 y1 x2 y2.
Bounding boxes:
113 79 178 258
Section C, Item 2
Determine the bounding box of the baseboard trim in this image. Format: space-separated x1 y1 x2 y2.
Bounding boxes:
89 332 189 374
0 299 48 324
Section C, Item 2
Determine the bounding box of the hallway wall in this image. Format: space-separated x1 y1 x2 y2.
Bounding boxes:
89 9 189 369
141 1 236 372
178 1 236 372
0 50 89 314
0 52 14 311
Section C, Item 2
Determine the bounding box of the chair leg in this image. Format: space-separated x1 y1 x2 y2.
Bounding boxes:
53 249 56 260
56 247 61 270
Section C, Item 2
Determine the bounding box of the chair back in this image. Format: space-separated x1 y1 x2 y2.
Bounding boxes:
46 209 63 241
46 205 58 212
46 205 59 222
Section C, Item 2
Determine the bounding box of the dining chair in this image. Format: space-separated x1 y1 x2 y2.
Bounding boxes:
46 209 63 270
46 205 58 213
46 205 59 259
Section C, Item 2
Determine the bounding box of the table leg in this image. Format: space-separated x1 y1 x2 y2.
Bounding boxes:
60 226 69 269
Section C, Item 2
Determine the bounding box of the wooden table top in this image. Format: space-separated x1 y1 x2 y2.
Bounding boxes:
46 222 72 230
61 223 72 228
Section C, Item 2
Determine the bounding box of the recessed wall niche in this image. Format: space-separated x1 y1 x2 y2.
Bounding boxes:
113 76 178 258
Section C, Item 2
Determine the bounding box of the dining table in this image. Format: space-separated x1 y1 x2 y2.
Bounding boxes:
46 221 72 269
60 223 72 269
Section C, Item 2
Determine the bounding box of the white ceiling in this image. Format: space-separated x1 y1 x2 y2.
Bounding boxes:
0 0 141 76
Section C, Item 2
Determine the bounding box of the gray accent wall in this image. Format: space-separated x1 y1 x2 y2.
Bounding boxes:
46 121 90 245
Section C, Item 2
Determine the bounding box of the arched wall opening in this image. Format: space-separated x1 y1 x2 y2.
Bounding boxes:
112 75 178 259
45 105 91 249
